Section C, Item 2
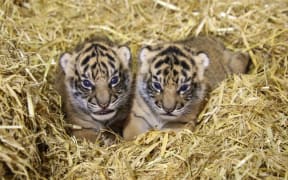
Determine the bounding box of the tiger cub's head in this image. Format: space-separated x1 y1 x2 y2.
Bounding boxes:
60 39 132 121
138 43 210 121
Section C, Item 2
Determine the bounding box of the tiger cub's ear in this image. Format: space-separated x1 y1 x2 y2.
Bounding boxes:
115 46 131 68
59 53 73 75
139 46 158 63
139 46 150 63
193 52 210 80
195 52 210 68
138 46 160 74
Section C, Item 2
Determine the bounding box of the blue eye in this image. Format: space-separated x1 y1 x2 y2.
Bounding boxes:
179 84 189 92
152 82 162 91
110 76 119 86
82 80 93 89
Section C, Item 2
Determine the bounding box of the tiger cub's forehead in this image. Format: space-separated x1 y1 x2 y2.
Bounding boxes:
72 41 121 76
149 44 197 81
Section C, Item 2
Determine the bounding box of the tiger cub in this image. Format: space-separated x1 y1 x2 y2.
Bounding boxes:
123 36 250 140
55 38 133 142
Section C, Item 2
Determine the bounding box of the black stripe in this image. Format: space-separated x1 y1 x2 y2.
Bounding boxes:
74 69 79 77
175 77 179 82
154 59 164 69
153 54 182 69
81 73 88 78
152 75 158 80
106 53 115 62
149 45 163 51
173 55 180 65
144 45 153 51
81 55 90 66
83 44 95 53
163 68 169 76
83 65 89 73
91 50 97 57
108 61 115 69
100 62 108 71
184 47 193 54
164 56 170 65
94 43 108 51
113 70 119 75
91 62 97 69
180 61 190 70
190 58 196 66
119 64 123 72
75 53 81 62
192 72 196 80
147 79 153 91
98 49 104 56
159 46 187 57
173 70 178 76
156 70 161 75
185 77 192 82
181 69 187 77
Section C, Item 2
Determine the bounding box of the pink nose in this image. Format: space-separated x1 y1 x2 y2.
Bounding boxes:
163 106 175 113
98 102 109 109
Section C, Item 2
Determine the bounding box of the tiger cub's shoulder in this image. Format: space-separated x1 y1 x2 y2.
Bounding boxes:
56 37 133 142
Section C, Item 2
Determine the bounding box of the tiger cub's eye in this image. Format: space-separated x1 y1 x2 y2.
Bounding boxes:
152 82 162 92
110 76 119 87
82 79 93 89
179 84 189 93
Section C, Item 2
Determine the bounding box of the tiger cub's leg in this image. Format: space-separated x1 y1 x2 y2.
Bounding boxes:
69 120 117 145
66 116 104 142
162 121 196 132
71 129 99 142
226 51 251 74
71 129 117 145
123 114 151 140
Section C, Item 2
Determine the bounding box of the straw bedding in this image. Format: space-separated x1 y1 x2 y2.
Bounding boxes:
0 0 287 179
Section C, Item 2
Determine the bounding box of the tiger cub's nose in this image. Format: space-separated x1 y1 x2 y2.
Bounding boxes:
98 101 109 109
163 106 175 113
96 95 110 109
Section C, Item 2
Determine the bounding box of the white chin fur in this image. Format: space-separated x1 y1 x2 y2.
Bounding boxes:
91 111 116 121
159 114 178 121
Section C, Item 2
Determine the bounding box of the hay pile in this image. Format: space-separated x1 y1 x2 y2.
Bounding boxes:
0 0 287 179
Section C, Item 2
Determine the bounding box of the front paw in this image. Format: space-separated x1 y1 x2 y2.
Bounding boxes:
71 128 99 142
99 130 120 146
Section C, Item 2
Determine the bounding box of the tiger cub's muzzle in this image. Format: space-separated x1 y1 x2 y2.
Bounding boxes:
158 87 185 117
88 79 116 116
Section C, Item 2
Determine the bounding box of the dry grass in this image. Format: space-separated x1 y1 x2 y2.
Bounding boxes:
0 0 287 179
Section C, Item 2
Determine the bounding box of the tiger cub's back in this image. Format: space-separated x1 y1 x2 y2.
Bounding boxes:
182 37 250 89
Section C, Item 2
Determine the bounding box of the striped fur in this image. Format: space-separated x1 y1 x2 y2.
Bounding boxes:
56 38 133 142
123 36 250 140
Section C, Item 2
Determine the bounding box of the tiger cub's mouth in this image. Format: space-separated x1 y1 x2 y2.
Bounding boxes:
94 109 115 115
161 112 176 116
